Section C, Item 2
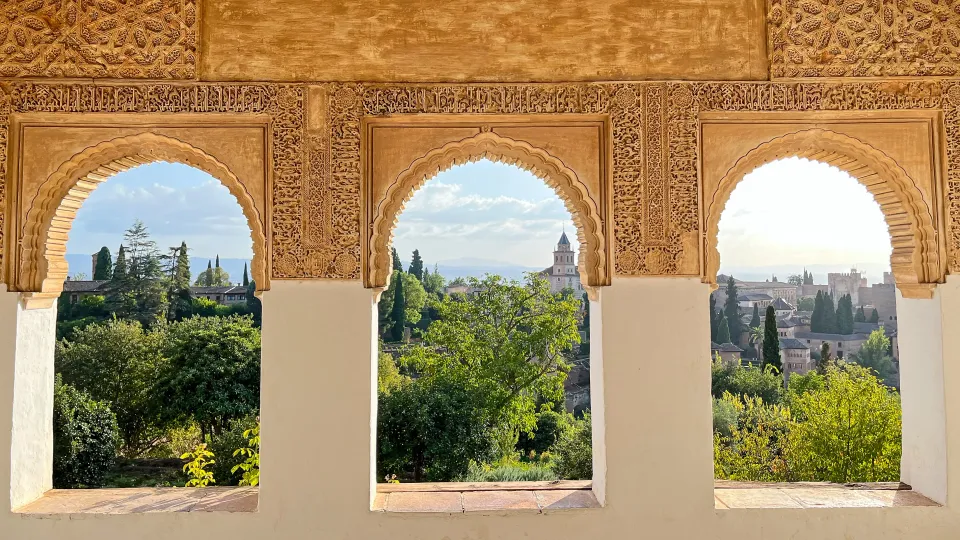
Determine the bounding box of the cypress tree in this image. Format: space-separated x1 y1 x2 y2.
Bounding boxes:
390 272 407 342
837 294 854 334
93 246 113 280
174 242 191 290
716 311 731 344
709 294 719 342
818 342 832 373
205 260 213 287
855 305 866 323
822 293 838 333
112 245 128 283
762 305 781 371
750 304 761 328
870 308 880 324
408 249 424 281
391 248 403 273
811 291 823 332
723 276 742 344
215 255 220 268
242 263 250 287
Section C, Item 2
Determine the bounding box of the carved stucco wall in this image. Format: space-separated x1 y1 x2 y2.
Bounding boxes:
0 81 958 289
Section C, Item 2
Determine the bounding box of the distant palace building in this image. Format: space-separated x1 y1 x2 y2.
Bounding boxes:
541 231 583 294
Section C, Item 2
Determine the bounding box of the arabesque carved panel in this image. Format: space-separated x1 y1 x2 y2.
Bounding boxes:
768 0 960 78
0 80 958 287
0 0 198 79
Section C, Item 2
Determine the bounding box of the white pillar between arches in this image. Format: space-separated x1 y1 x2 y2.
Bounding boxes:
0 286 57 510
258 280 378 519
596 278 714 513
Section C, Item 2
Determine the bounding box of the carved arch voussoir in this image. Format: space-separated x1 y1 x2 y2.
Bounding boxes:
367 131 608 290
704 128 942 300
14 133 268 307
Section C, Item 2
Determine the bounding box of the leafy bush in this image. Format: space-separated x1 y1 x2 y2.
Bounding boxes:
53 375 120 488
711 358 782 405
518 407 569 456
181 443 216 487
713 393 790 481
712 397 738 438
462 459 558 482
550 412 592 480
232 422 260 486
208 416 258 486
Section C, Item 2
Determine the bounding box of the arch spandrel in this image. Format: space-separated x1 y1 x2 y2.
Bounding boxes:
9 133 269 308
366 132 610 295
702 129 943 300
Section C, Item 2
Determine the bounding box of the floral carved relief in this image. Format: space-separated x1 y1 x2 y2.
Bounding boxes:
0 0 198 79
768 0 960 78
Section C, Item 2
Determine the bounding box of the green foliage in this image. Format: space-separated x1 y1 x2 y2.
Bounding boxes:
803 270 814 285
378 373 496 482
822 293 837 333
391 247 403 272
869 308 880 323
56 318 168 456
851 329 896 385
53 375 120 488
422 264 446 296
462 459 558 482
408 249 424 281
716 311 731 344
711 356 783 405
709 294 719 342
94 246 113 280
377 351 407 395
712 397 738 438
156 316 261 438
207 417 257 486
723 277 742 343
785 365 901 482
232 423 261 487
390 271 407 341
762 305 781 371
550 412 592 480
855 305 867 323
166 242 193 321
797 297 815 312
106 220 168 325
194 266 232 287
181 443 216 487
837 294 855 334
713 393 790 481
811 291 824 332
242 263 250 287
517 407 568 455
787 274 803 286
380 270 427 336
749 304 760 328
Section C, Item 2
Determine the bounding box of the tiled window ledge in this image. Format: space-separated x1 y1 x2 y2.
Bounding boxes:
714 481 940 509
15 487 258 515
374 481 599 513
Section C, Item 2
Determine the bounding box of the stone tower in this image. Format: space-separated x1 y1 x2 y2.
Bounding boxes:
550 231 580 294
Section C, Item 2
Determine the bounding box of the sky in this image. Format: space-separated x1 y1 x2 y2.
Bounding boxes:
66 162 253 260
63 157 893 280
717 157 892 281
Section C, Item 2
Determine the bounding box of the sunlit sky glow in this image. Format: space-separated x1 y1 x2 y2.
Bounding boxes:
64 157 893 279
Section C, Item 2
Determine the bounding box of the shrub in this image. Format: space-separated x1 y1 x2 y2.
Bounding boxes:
550 412 592 480
181 443 216 487
208 416 258 486
712 397 738 438
518 408 568 456
712 358 782 405
53 375 120 488
461 459 558 482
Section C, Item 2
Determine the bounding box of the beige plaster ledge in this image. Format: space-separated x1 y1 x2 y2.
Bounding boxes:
15 487 258 515
714 481 940 510
374 481 600 513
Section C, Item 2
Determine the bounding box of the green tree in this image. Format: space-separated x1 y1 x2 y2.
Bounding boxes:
422 264 445 296
869 308 880 323
854 305 867 323
822 293 837 333
550 412 592 480
803 269 814 285
762 305 781 371
53 375 120 488
157 316 261 439
723 276 742 344
195 266 232 287
787 274 803 286
837 294 854 334
93 247 113 280
797 297 815 312
107 220 168 325
391 247 403 272
408 249 424 281
716 311 731 344
166 241 193 321
711 356 782 405
818 342 832 373
851 329 896 385
811 291 824 332
242 263 249 287
749 304 761 328
379 270 427 332
55 319 168 456
246 279 262 327
713 393 790 481
390 271 407 342
785 365 901 482
204 261 213 286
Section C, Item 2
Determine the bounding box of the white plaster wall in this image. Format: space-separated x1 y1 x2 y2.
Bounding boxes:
0 286 57 510
896 286 948 503
2 279 960 539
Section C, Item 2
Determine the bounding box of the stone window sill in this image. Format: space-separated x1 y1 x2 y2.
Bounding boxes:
15 487 258 515
374 481 599 513
714 481 940 509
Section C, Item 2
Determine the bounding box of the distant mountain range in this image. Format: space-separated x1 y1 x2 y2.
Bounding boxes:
432 258 545 282
66 254 252 285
